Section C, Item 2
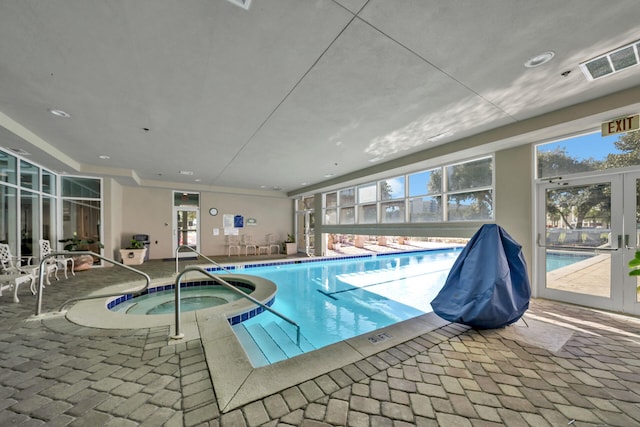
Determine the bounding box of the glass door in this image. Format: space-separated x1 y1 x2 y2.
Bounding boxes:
172 192 200 258
174 207 199 258
536 174 625 312
623 172 640 315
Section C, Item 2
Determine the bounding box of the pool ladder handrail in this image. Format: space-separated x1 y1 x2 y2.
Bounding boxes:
34 251 152 316
173 266 301 347
175 245 233 274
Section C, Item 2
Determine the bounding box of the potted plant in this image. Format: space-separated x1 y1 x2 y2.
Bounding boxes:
282 234 297 255
119 239 147 265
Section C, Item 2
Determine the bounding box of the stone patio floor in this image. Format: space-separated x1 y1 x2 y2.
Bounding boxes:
0 253 639 426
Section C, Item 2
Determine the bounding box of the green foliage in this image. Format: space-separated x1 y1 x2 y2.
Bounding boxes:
60 237 104 251
629 251 640 276
605 131 640 169
128 239 145 249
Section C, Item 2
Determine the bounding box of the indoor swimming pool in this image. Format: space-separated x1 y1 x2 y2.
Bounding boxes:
217 248 463 366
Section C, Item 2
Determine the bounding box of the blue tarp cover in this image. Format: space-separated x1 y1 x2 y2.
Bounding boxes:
431 224 531 329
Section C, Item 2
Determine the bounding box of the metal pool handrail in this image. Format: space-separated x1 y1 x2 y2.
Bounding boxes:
172 266 301 346
34 251 152 315
175 245 233 274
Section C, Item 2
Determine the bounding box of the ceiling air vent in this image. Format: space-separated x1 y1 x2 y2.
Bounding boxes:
580 40 640 81
9 148 30 156
226 0 251 10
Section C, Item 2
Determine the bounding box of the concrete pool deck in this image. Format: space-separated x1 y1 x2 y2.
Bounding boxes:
1 253 640 426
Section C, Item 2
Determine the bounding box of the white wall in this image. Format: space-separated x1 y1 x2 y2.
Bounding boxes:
118 186 293 259
494 144 533 274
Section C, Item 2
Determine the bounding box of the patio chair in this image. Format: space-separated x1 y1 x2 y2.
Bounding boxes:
39 239 75 279
267 234 280 254
241 234 257 256
226 235 241 256
257 235 270 255
0 243 36 302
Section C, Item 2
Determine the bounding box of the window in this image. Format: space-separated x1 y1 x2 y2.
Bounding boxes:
20 160 38 191
61 176 102 260
380 176 404 200
445 157 493 221
0 152 16 184
322 156 493 224
536 131 640 179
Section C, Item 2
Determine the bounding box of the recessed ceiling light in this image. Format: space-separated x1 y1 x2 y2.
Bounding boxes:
524 51 555 68
324 173 335 178
98 155 110 160
48 108 71 118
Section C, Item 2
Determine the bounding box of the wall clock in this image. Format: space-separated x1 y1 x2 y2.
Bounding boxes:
209 208 218 216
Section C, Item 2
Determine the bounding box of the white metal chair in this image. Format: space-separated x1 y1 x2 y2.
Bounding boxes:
40 239 74 279
0 243 36 302
267 234 280 254
226 235 241 256
241 234 257 256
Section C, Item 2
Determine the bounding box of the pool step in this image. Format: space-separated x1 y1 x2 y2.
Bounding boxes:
234 320 316 366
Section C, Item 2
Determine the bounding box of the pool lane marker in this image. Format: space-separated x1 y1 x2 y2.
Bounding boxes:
316 268 450 300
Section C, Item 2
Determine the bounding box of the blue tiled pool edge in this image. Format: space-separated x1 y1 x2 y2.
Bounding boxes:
107 279 274 326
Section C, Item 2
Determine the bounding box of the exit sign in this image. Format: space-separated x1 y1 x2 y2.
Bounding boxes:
602 114 640 136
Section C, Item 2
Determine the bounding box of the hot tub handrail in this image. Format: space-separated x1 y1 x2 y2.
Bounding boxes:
33 251 152 315
175 245 232 275
173 266 300 346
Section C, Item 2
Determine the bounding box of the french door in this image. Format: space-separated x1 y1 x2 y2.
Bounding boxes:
536 172 640 315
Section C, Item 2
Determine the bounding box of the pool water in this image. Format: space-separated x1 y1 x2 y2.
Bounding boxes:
111 286 251 315
226 248 462 366
546 252 593 272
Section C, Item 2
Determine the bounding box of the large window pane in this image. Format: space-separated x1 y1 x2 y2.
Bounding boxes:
62 199 101 242
380 176 404 200
301 196 314 210
409 196 442 222
20 190 39 257
0 186 17 248
358 204 377 224
324 209 337 225
381 201 405 223
20 160 39 191
62 176 100 198
536 131 640 179
42 171 56 195
339 188 355 206
446 157 492 192
409 169 440 197
43 196 56 243
173 192 199 207
339 207 355 224
358 183 376 204
447 190 493 221
326 192 337 208
0 152 17 184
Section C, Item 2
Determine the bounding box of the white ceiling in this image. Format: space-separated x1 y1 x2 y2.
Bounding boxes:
1 0 640 195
